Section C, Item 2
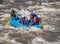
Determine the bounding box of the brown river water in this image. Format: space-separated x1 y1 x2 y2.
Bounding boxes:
0 0 60 44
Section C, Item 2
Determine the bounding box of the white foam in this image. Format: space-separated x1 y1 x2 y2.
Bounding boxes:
32 37 45 44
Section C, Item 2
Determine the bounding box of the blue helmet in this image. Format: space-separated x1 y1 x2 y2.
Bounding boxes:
31 13 36 16
35 16 38 19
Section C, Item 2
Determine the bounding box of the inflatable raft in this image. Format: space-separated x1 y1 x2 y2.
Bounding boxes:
6 14 44 30
6 18 44 30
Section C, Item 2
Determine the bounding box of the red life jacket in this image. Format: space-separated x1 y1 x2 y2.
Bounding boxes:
30 15 34 19
34 20 39 24
34 18 40 24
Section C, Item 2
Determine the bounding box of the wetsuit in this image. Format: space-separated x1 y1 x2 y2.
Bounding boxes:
11 10 16 18
11 10 19 20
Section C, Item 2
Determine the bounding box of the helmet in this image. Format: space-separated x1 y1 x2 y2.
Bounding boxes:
35 16 38 19
31 13 36 16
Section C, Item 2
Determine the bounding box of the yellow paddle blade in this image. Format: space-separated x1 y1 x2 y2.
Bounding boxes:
42 24 45 28
6 21 10 26
42 23 45 28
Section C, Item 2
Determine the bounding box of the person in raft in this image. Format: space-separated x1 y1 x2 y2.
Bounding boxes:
11 9 16 18
25 18 29 26
20 16 29 26
30 13 40 25
30 13 35 19
29 13 36 24
33 17 42 25
32 14 42 25
11 9 19 20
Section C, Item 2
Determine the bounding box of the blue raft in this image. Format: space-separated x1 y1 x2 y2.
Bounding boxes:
10 18 43 30
10 18 29 30
10 14 43 30
10 18 22 28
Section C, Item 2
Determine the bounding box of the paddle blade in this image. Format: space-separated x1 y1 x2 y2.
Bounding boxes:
6 21 10 26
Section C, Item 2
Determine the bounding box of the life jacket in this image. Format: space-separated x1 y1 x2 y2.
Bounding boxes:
34 18 41 24
34 20 39 24
30 15 34 19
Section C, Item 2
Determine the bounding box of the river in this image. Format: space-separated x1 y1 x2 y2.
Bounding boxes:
0 0 60 44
